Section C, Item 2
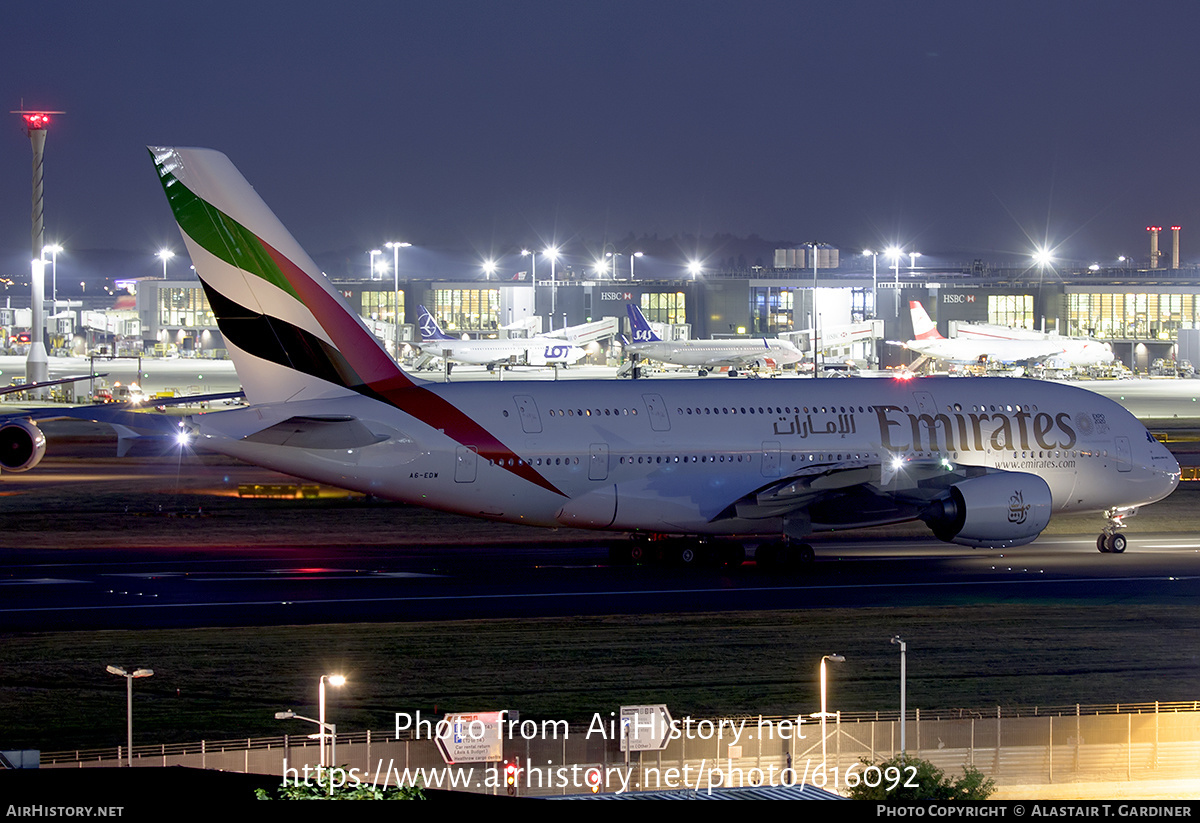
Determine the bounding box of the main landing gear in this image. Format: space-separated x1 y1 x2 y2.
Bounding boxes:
609 535 818 570
609 536 745 568
754 539 816 569
1096 508 1128 554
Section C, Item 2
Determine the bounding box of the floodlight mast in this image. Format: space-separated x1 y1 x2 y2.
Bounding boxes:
14 110 63 391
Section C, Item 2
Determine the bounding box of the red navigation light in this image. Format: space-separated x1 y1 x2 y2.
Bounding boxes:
1172 226 1182 231
12 110 63 131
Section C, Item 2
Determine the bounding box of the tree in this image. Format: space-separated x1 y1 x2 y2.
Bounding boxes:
256 777 424 800
844 755 995 801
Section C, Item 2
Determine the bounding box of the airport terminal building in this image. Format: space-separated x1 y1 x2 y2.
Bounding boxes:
130 255 1200 371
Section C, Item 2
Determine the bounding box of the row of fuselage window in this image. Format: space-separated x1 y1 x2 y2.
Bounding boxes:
531 402 1042 420
487 448 1105 469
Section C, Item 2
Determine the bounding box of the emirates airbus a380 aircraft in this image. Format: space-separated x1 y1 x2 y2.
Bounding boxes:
149 147 1179 564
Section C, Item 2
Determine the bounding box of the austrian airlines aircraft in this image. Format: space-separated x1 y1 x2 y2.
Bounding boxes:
415 305 586 370
625 304 804 377
906 302 1114 368
149 147 1179 562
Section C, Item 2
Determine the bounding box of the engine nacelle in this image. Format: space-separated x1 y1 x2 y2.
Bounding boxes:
0 419 47 473
921 472 1052 549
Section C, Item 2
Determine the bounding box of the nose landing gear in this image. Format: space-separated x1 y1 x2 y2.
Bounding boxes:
1097 508 1131 553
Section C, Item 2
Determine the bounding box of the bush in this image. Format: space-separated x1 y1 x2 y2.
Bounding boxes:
843 755 995 801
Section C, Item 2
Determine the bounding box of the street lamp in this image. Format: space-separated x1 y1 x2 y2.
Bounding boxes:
319 673 346 768
482 258 496 280
606 251 623 280
687 260 702 279
886 246 902 318
156 248 175 280
630 251 643 281
545 246 560 321
368 249 382 281
106 665 154 767
810 654 845 769
891 636 907 755
385 241 411 359
42 243 62 307
1033 246 1053 288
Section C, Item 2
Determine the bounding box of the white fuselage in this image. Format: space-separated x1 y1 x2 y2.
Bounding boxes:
952 324 1115 367
627 338 803 370
190 376 1178 537
418 337 586 367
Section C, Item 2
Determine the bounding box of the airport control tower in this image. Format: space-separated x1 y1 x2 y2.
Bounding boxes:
13 109 62 390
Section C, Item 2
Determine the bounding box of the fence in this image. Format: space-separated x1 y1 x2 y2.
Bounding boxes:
39 701 1200 797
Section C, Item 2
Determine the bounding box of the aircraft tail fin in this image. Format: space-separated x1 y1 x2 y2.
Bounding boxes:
909 301 943 340
626 303 662 343
148 147 416 406
417 305 455 341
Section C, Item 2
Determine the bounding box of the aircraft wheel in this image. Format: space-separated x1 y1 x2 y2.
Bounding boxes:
676 545 698 566
728 369 739 377
754 541 778 568
1105 533 1127 554
796 543 816 565
629 542 648 564
1097 534 1110 553
698 369 708 377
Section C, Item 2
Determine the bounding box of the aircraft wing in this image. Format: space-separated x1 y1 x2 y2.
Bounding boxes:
0 374 106 397
723 456 1053 548
0 391 245 430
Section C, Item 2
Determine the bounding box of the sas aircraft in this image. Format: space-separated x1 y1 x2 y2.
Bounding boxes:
415 305 586 370
148 147 1178 562
904 301 1114 369
624 304 804 377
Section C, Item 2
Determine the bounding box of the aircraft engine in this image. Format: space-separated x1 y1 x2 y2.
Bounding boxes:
0 419 47 472
921 472 1052 549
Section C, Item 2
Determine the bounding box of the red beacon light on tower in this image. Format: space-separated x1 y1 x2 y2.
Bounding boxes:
11 110 63 131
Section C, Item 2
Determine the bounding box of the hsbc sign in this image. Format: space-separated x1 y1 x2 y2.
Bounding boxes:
942 294 976 304
601 292 633 301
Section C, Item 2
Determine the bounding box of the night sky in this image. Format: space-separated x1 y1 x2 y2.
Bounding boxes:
4 1 1199 280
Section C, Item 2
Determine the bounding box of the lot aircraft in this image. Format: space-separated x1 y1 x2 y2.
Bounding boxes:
415 305 586 370
148 147 1179 561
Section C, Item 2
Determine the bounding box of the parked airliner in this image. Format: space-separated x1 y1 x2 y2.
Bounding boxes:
415 305 586 370
148 147 1178 562
905 302 1114 368
624 304 804 377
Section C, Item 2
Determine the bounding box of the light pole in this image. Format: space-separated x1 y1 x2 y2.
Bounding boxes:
318 673 346 768
157 248 174 280
43 243 62 307
385 241 410 358
687 260 702 280
862 250 878 319
886 246 902 318
863 249 879 368
368 249 382 281
545 246 560 324
891 636 907 755
630 251 643 281
811 653 845 769
106 665 153 767
606 251 623 280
